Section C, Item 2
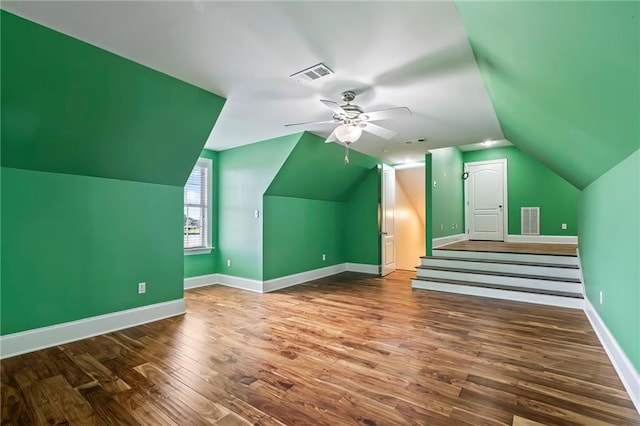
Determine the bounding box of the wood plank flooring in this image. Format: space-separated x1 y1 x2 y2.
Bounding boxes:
439 241 578 256
2 271 638 425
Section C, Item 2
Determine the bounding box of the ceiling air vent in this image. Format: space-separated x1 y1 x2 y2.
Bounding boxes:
290 63 334 83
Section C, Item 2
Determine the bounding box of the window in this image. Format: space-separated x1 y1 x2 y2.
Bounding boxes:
184 157 212 252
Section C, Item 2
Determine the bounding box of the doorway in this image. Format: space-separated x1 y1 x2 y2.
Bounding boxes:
464 159 507 241
394 164 426 270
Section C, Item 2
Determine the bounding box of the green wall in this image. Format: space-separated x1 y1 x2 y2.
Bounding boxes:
217 134 300 280
262 133 382 280
456 1 639 189
267 132 379 201
344 168 381 266
579 149 640 371
1 12 225 335
1 168 183 334
263 197 345 280
1 11 225 186
431 147 464 238
184 149 219 278
463 146 579 236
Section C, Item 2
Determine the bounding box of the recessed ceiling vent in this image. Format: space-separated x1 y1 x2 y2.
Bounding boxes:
404 138 428 144
290 63 334 83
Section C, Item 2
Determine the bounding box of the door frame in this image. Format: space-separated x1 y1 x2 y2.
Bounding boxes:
464 158 508 242
379 163 396 276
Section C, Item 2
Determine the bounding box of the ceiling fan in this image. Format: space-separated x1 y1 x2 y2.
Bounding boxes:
285 91 411 147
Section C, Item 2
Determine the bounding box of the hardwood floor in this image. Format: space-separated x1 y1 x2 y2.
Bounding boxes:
2 271 638 425
439 241 578 256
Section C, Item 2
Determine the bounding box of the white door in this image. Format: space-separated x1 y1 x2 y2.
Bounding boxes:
465 159 506 241
381 164 396 276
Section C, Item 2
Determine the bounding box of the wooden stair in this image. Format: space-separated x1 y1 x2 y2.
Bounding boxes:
412 248 584 309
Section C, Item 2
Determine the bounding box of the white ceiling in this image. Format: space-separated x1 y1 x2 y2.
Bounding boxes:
3 1 505 164
458 139 513 152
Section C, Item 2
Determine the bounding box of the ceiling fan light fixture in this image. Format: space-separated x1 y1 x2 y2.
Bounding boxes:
335 124 363 144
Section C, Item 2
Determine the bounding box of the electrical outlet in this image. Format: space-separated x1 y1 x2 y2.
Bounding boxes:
254 210 260 219
452 223 455 229
562 223 567 230
433 180 437 188
227 259 231 267
440 224 444 231
138 282 146 294
599 291 603 305
322 254 326 261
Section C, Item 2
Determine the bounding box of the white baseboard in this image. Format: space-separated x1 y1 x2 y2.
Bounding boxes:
584 298 640 414
0 299 186 359
184 274 218 290
216 274 263 293
432 233 468 248
263 264 347 293
506 234 578 244
187 263 381 294
576 248 586 296
346 263 379 274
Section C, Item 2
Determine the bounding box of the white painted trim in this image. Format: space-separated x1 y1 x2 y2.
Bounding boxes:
420 258 580 280
432 249 579 266
415 268 583 294
216 274 262 293
186 263 380 294
184 247 213 256
184 274 218 290
432 233 468 249
346 263 379 274
506 234 578 244
263 264 347 293
464 158 508 242
411 279 584 309
576 248 586 296
0 299 186 359
584 298 640 414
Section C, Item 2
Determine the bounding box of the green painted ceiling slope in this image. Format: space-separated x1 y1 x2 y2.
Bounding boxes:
265 132 381 201
1 11 225 186
456 1 639 189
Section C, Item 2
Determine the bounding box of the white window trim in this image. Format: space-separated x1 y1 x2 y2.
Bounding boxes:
184 157 213 255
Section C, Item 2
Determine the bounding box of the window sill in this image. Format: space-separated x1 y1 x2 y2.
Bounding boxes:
184 247 214 256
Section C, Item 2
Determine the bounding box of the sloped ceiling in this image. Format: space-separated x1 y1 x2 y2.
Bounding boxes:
2 1 503 165
396 166 426 226
456 1 640 189
266 132 380 201
1 11 225 186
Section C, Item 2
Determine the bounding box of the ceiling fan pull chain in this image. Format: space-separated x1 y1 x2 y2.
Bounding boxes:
344 143 350 165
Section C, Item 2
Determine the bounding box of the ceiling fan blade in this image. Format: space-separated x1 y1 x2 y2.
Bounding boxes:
361 107 411 122
325 129 337 143
362 122 396 139
285 119 337 127
320 100 348 116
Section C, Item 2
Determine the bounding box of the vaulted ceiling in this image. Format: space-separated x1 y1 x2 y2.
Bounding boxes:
2 1 637 189
2 1 503 165
457 1 639 189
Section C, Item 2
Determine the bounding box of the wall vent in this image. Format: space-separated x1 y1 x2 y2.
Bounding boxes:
290 63 334 83
521 207 540 235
